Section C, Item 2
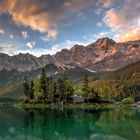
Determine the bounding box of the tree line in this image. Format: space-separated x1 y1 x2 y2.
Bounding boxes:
22 69 101 104
23 69 74 104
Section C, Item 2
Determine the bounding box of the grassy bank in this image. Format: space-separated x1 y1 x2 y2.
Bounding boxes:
15 102 126 111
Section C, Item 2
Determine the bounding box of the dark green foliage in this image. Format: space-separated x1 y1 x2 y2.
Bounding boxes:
63 78 74 103
82 75 90 96
90 88 100 100
57 78 65 102
40 69 47 98
81 75 101 103
18 61 140 104
53 82 57 96
30 80 34 100
23 75 30 99
22 69 74 104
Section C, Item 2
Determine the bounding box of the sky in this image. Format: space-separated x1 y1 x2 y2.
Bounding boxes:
0 0 140 56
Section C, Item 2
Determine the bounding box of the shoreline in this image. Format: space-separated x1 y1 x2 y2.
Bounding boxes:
0 102 139 110
14 102 139 110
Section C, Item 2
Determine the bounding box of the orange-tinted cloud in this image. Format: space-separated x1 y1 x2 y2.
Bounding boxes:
114 27 140 42
3 0 52 33
0 0 95 41
103 9 127 29
0 28 4 34
103 0 140 42
41 29 58 42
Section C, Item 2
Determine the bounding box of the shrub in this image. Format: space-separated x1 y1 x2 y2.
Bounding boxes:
122 97 134 104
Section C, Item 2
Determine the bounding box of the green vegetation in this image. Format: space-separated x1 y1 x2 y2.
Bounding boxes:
122 97 134 105
83 61 140 103
23 69 75 104
22 68 105 105
0 61 139 106
75 62 140 105
22 61 140 105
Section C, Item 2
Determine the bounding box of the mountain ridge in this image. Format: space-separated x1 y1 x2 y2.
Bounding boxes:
0 37 140 72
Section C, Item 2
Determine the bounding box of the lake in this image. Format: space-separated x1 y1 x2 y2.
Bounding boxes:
0 107 140 140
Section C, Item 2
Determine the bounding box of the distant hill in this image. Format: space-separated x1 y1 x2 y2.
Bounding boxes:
87 61 140 101
101 61 140 80
0 64 97 100
0 61 139 101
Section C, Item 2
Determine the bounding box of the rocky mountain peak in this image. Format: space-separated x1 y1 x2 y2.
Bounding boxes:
70 44 85 54
95 37 116 47
0 37 139 72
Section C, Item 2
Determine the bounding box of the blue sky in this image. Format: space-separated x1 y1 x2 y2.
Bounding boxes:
0 0 140 56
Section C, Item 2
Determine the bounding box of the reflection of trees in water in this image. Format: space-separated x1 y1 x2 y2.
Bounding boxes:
0 107 26 138
0 107 140 140
23 108 101 140
24 109 35 140
97 108 140 140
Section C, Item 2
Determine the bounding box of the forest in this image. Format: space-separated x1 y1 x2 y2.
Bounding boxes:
22 67 138 105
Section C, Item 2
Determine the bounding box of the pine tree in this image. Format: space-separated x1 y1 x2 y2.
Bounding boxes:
63 79 74 103
91 88 100 100
30 79 34 100
23 75 30 99
82 75 90 96
40 69 47 99
57 78 64 102
47 77 54 103
53 82 57 96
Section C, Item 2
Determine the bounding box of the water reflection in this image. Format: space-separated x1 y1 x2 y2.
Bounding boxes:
0 107 140 140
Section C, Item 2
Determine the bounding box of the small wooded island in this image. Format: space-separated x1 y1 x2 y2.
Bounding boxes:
21 68 137 108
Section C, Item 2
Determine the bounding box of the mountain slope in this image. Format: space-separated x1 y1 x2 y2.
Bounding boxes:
102 61 140 80
88 61 140 101
0 37 140 72
0 61 139 101
0 64 97 99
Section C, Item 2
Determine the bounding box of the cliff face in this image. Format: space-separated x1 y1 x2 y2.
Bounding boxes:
0 37 140 72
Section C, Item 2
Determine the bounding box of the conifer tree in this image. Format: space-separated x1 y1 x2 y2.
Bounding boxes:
82 75 90 96
57 78 64 102
30 79 34 100
40 69 47 99
23 75 30 99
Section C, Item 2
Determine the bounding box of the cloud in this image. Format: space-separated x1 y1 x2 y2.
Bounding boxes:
16 46 62 57
64 2 72 7
0 0 58 39
103 9 127 30
26 41 36 49
51 44 62 52
0 44 14 48
114 27 140 42
102 0 113 8
0 28 4 34
21 31 28 39
103 0 140 42
40 29 58 42
9 34 14 39
96 22 102 27
16 39 91 57
94 0 115 15
0 0 96 40
95 8 103 15
93 31 110 39
0 44 16 55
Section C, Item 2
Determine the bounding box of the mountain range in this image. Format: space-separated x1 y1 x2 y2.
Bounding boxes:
0 37 140 72
0 37 140 100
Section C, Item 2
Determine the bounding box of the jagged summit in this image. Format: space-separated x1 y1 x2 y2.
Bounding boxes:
94 37 116 46
0 37 139 72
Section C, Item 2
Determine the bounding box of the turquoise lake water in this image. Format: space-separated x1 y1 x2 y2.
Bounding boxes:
0 107 140 140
